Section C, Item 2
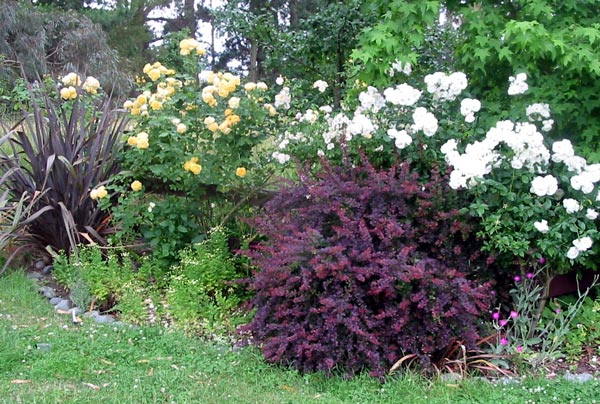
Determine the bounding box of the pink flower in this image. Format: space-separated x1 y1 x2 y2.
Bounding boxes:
555 308 561 314
514 275 521 282
538 257 546 265
510 311 519 319
500 337 508 346
499 319 508 327
492 312 500 320
526 272 534 279
516 346 523 353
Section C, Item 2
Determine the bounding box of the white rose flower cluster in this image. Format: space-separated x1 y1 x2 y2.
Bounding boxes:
411 107 438 137
359 86 386 113
551 139 600 194
424 72 468 101
460 98 481 123
348 112 377 139
387 128 412 149
443 120 549 189
383 83 422 106
388 60 412 77
274 86 291 110
567 236 593 260
526 103 553 132
508 73 528 95
313 80 329 93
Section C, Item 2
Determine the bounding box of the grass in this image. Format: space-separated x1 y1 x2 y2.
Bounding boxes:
1 270 599 404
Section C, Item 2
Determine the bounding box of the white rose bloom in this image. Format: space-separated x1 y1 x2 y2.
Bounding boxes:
573 236 593 252
563 198 581 213
412 107 438 137
530 175 558 196
567 246 580 259
534 220 549 233
276 76 284 85
586 209 598 220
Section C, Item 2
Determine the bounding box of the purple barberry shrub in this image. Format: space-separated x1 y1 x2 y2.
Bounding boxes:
242 155 492 376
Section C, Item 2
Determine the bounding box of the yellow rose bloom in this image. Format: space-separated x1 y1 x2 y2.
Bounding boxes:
83 76 100 94
96 186 108 199
131 180 142 191
90 186 108 200
143 63 152 74
176 123 187 133
127 136 138 146
256 82 268 91
135 94 147 105
228 97 240 109
147 69 161 81
137 139 149 149
235 167 247 178
60 86 77 100
204 116 216 125
190 163 202 175
61 72 81 86
150 100 162 110
171 118 181 125
244 82 257 91
123 100 134 109
137 132 149 141
131 107 141 116
227 114 241 125
208 122 219 132
218 87 230 98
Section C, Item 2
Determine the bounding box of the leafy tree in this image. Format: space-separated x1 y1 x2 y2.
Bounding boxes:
0 1 129 95
215 0 371 107
352 0 600 160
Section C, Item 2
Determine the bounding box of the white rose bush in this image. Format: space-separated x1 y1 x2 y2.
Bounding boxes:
270 68 599 282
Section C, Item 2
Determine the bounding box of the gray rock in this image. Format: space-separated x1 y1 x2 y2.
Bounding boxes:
93 314 116 324
34 261 46 271
38 286 56 299
83 310 100 318
42 265 53 275
35 343 52 352
49 297 62 305
564 372 594 383
54 299 72 311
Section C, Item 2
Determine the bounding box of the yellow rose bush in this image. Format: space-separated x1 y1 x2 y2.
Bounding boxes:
108 36 284 263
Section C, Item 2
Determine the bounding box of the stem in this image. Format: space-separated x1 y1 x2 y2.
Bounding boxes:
528 269 552 339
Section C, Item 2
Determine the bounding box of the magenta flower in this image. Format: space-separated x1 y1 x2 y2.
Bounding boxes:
538 257 546 265
526 272 534 279
510 311 519 319
514 275 521 282
499 319 508 327
555 308 561 314
492 312 500 320
500 337 508 346
516 346 523 353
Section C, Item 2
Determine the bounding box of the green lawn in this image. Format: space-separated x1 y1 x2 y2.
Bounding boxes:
1 270 598 404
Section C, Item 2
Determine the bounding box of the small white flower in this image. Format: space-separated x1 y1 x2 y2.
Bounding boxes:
534 220 549 233
586 209 598 220
276 76 284 85
313 80 329 93
147 202 156 213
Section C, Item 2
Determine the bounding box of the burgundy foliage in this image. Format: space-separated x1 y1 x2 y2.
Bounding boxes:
242 156 492 376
